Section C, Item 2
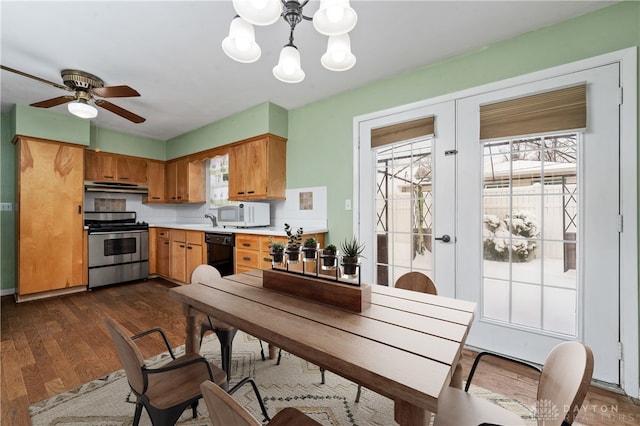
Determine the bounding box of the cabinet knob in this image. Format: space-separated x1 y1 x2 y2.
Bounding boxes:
243 256 251 261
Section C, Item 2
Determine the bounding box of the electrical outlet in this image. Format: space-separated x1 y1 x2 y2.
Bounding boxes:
0 203 13 212
345 199 352 211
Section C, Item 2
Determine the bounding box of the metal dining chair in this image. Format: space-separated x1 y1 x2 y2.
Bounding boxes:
433 341 594 426
201 380 322 426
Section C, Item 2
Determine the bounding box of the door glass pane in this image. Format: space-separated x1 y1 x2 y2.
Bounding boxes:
482 133 578 336
375 138 433 286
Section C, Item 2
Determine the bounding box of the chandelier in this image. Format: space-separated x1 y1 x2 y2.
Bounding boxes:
222 0 357 83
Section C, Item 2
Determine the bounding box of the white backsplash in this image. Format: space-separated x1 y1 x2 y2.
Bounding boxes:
84 185 328 229
270 186 328 230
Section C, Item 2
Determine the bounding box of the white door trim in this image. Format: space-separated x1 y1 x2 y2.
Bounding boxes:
352 47 638 397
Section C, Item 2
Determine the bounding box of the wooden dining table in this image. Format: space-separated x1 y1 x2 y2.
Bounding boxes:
170 269 476 426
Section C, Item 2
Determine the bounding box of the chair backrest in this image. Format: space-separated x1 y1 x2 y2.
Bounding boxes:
537 341 594 425
104 317 147 395
191 264 222 285
200 380 261 426
395 271 437 295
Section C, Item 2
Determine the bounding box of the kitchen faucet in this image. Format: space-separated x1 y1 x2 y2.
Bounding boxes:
204 213 217 227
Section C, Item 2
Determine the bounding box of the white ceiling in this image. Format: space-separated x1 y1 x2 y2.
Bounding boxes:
1 1 617 141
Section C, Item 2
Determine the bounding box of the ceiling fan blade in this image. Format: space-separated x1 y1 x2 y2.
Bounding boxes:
94 99 146 123
1 65 73 92
31 95 76 108
93 85 140 98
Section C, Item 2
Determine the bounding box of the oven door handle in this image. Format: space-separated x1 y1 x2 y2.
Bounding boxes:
88 230 148 235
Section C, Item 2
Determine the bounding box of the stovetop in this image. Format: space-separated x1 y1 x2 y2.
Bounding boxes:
85 211 149 233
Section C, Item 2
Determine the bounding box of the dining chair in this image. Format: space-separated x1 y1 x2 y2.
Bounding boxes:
433 341 594 426
352 271 438 403
201 380 323 426
192 265 267 378
105 316 272 425
104 316 226 426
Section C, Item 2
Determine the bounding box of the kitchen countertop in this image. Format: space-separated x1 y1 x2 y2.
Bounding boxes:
149 223 328 236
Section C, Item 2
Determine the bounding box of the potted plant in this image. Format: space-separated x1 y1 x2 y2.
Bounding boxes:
302 236 318 262
340 236 365 278
284 223 303 264
269 239 286 265
320 243 338 270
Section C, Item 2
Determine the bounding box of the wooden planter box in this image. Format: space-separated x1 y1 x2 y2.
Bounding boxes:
262 269 371 313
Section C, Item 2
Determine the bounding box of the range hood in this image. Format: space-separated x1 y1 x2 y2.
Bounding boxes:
84 181 149 194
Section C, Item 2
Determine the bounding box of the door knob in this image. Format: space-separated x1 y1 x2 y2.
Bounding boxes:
434 234 451 243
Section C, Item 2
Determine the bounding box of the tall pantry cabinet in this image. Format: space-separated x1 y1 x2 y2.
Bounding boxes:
15 137 85 299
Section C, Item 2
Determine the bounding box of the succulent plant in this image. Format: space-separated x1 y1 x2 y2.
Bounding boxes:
340 236 365 258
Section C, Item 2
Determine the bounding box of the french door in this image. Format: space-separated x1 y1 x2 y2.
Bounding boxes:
358 101 457 297
456 63 620 383
358 62 622 385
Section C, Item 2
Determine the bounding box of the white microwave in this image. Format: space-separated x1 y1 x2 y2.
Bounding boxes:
217 202 270 228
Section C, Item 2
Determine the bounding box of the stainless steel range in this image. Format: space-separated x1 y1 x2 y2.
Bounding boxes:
85 211 149 289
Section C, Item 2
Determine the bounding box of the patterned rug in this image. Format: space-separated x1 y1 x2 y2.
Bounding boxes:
29 332 536 425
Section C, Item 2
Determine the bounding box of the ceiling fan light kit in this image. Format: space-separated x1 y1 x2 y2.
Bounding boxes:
0 65 145 123
68 98 98 119
223 0 357 83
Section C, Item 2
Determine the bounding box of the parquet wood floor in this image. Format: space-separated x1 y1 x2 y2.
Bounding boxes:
1 278 638 425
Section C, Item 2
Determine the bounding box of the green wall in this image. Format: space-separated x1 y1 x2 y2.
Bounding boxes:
286 1 640 244
0 1 638 292
166 102 288 159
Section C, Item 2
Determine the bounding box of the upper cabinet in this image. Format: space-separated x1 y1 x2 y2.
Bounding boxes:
85 150 147 184
228 135 286 201
144 160 166 203
165 158 205 203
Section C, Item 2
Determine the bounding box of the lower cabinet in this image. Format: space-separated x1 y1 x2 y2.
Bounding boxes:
151 228 205 283
169 230 205 283
235 233 325 274
155 228 171 277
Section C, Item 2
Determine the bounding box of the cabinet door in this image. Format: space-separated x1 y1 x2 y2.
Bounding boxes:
165 160 178 202
117 156 147 183
145 161 165 203
243 139 267 197
175 158 189 201
17 138 84 295
186 243 203 282
85 150 116 181
170 240 187 282
157 238 170 276
228 144 245 199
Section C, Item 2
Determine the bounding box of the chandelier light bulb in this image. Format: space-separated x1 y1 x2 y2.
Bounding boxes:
222 16 261 63
321 33 356 71
326 5 345 23
273 45 305 83
233 0 282 26
313 0 358 35
68 99 98 119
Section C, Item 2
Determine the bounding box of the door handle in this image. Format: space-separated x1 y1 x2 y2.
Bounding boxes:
434 234 451 243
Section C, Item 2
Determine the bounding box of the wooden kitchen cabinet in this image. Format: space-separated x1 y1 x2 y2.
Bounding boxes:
169 230 205 283
144 160 166 203
234 232 325 274
165 158 205 203
228 135 286 201
153 228 171 277
15 137 85 299
85 150 147 184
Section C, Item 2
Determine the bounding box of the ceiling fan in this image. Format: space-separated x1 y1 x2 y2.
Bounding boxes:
1 65 145 123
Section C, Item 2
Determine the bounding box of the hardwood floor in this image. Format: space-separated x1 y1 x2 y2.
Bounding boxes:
1 279 638 425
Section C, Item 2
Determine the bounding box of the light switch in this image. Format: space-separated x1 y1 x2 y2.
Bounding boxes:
345 199 351 211
0 203 13 212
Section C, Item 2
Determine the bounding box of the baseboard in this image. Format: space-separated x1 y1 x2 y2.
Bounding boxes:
0 288 16 297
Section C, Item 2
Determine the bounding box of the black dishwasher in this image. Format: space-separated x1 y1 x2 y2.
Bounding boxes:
205 232 235 276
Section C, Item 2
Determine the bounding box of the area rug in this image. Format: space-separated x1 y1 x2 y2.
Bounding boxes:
29 332 536 425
